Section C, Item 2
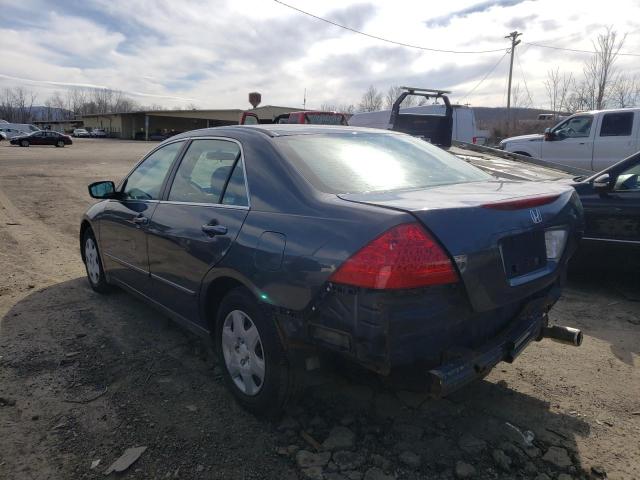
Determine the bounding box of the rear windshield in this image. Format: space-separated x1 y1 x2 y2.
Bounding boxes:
274 132 490 194
305 113 347 125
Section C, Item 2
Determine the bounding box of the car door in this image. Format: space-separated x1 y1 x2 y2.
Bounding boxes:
30 132 45 145
581 159 640 244
147 138 250 325
541 115 595 170
98 140 186 296
592 111 637 171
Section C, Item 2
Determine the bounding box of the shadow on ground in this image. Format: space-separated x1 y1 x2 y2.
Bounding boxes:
1 276 597 479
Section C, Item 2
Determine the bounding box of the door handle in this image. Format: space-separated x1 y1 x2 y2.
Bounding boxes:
132 215 148 225
202 224 228 236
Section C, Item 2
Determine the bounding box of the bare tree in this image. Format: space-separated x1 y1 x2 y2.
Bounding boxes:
384 86 402 109
44 88 139 118
320 103 356 114
0 87 37 123
583 26 626 110
358 85 383 112
384 86 422 109
544 68 573 116
612 75 639 108
511 83 531 109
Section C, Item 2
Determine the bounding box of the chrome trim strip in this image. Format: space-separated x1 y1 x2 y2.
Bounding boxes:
103 252 148 275
157 200 249 210
150 273 196 296
582 237 640 245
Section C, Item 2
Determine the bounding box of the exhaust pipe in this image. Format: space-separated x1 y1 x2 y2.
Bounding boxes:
541 325 583 346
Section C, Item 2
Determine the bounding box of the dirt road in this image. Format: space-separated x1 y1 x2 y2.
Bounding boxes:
0 139 638 479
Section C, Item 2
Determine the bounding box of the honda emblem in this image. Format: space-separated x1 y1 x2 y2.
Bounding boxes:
530 208 542 224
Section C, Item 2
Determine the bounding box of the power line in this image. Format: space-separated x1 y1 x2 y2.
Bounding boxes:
275 0 640 58
525 41 640 57
460 51 509 102
273 0 507 54
515 46 535 107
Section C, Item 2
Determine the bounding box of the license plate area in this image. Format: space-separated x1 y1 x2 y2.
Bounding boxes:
500 230 547 279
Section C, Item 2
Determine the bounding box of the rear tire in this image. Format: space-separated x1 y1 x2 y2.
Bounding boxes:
215 287 295 417
20 140 29 147
82 228 111 293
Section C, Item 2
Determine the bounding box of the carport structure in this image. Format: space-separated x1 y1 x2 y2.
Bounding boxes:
81 105 299 140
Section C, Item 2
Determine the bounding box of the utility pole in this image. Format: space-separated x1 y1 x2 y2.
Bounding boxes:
505 30 522 134
303 88 307 110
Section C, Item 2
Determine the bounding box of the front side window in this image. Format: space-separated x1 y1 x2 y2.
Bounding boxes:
553 116 593 139
600 112 634 137
123 141 184 200
275 132 491 194
168 139 248 205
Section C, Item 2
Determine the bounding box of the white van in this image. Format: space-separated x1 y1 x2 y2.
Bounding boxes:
0 122 40 139
499 108 640 171
348 104 490 145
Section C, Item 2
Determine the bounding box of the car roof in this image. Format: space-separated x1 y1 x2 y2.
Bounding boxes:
174 124 397 140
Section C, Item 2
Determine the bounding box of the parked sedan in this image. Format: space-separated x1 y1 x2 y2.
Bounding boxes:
80 125 583 416
571 151 640 266
73 128 90 137
11 130 72 147
91 128 107 138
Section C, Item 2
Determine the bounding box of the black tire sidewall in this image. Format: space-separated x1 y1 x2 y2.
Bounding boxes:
56 141 64 147
215 287 290 417
21 140 29 147
82 229 110 293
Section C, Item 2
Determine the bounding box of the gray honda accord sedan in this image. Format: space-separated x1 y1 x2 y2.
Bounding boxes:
81 125 583 416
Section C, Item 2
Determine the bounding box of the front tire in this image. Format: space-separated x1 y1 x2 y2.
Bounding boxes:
82 228 111 293
215 287 294 417
56 140 65 147
20 140 29 147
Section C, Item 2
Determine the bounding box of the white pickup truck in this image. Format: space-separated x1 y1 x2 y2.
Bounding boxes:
499 108 640 171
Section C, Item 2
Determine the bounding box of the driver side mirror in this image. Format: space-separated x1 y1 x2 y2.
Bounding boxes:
544 128 556 141
592 174 611 193
88 180 117 199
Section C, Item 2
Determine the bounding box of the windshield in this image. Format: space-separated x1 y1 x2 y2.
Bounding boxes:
275 132 491 194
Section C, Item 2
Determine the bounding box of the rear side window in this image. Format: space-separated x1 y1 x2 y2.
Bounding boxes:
168 139 248 205
123 141 184 200
600 112 634 137
275 132 490 194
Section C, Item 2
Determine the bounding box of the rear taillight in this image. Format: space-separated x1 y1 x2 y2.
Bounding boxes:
481 194 560 210
329 223 458 289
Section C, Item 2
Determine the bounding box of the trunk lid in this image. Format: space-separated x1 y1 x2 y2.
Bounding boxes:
339 180 580 312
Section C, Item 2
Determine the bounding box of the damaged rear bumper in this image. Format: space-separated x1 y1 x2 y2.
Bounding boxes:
426 300 546 396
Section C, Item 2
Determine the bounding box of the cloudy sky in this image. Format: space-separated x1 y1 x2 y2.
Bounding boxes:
2 0 640 110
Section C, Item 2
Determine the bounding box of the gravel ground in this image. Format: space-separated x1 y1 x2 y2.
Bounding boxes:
0 138 638 480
